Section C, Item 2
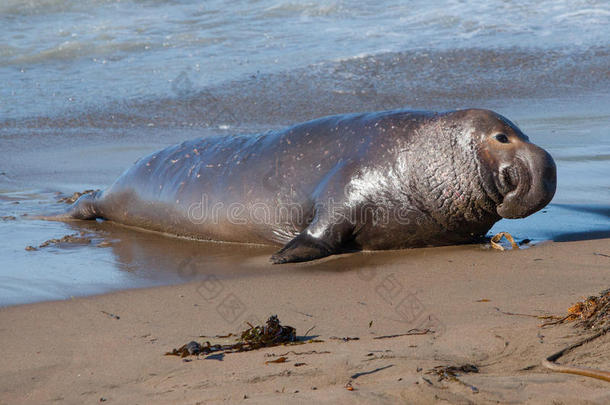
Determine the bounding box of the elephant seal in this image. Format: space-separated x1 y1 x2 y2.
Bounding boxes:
59 109 556 263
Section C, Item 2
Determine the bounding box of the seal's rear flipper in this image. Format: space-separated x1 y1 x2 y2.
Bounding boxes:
270 232 333 264
39 191 103 221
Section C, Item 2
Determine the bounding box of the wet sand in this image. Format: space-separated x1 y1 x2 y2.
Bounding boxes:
1 237 609 404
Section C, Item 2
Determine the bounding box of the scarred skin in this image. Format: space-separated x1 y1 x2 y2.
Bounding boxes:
59 108 557 263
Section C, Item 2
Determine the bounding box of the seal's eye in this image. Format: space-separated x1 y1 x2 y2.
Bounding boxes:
494 134 510 144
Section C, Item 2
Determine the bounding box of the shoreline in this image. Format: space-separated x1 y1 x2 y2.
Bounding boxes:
2 238 609 404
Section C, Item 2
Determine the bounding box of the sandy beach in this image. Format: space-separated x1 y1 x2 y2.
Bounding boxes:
1 237 609 404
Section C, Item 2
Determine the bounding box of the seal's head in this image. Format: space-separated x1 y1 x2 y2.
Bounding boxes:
459 109 557 219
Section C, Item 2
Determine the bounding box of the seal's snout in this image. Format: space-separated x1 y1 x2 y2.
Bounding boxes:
497 144 556 219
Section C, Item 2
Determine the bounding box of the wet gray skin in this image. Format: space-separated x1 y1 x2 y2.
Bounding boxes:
60 108 557 263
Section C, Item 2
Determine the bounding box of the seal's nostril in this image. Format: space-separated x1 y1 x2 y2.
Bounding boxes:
500 165 519 193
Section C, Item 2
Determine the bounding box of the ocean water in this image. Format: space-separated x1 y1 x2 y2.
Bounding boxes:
1 0 609 120
0 0 608 306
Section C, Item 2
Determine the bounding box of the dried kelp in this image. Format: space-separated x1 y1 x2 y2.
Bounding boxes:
490 232 519 251
265 356 287 364
373 328 432 339
239 315 296 349
567 289 610 329
57 189 99 204
166 315 300 358
542 325 610 382
426 364 480 393
542 288 610 329
26 232 93 251
540 289 610 382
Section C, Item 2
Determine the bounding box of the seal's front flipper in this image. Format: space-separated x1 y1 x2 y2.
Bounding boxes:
270 212 354 264
271 160 358 264
270 232 333 264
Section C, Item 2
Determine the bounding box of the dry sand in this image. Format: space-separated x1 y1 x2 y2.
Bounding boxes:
1 237 609 404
